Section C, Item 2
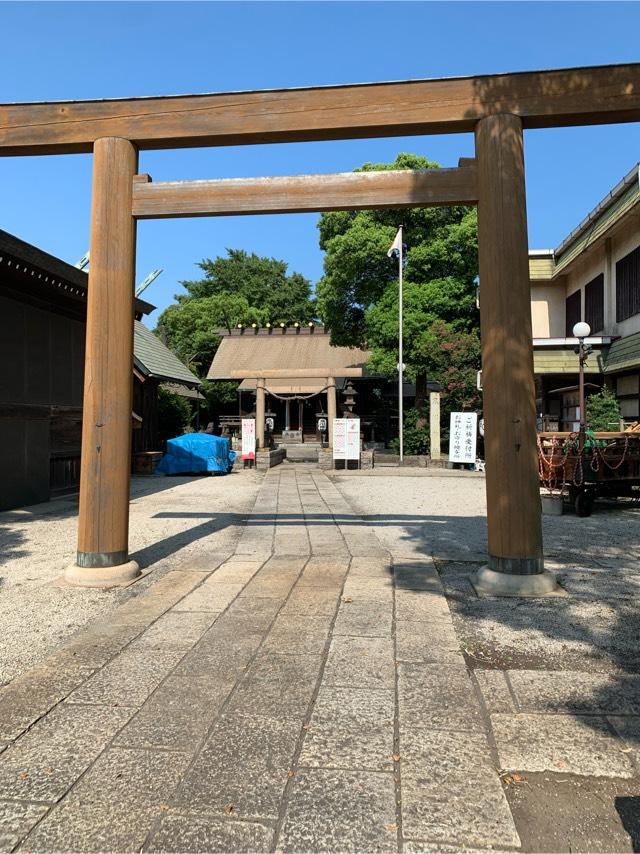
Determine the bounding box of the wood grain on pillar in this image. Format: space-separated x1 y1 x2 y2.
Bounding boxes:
77 137 138 568
475 114 543 573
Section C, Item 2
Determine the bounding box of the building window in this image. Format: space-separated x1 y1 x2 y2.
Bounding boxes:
585 273 604 333
565 290 581 337
616 245 640 322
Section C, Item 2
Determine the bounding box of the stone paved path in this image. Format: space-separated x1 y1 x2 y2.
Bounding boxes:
0 468 520 852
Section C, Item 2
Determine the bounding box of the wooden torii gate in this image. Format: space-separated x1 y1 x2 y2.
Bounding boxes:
2 64 640 594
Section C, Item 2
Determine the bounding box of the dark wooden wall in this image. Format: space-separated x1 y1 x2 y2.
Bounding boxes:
0 293 85 510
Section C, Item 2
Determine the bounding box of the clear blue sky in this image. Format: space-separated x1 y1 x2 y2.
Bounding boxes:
1 1 639 323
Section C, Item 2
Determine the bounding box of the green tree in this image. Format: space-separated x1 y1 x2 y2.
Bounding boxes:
156 249 316 380
316 153 479 424
586 387 621 431
157 387 191 443
156 293 265 378
179 249 315 323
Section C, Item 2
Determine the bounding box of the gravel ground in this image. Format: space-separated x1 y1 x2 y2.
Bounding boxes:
0 471 261 686
332 472 640 567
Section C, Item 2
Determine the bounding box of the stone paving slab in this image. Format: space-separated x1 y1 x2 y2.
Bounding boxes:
342 576 394 603
0 701 132 802
333 600 393 637
68 647 187 708
113 675 235 752
398 663 482 732
173 713 300 821
395 587 453 622
393 559 443 591
146 811 274 853
474 669 517 714
323 635 395 691
277 768 397 853
173 636 263 681
173 581 245 613
297 556 350 587
215 595 284 633
0 659 97 742
299 685 394 771
281 585 341 617
0 800 49 852
506 669 640 715
226 651 322 720
491 713 634 777
131 610 220 650
400 728 520 849
207 559 265 585
23 747 192 852
395 618 462 664
261 614 333 655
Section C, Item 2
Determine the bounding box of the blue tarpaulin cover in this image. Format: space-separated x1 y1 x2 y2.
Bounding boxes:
156 433 237 475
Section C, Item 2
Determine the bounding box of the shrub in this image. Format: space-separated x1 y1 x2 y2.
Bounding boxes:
389 407 430 455
586 387 621 432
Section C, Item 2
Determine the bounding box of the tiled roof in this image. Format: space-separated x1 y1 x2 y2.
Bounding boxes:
603 331 640 374
534 349 604 375
208 329 370 379
134 321 201 387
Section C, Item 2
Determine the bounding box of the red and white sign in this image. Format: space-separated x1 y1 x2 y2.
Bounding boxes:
241 418 256 460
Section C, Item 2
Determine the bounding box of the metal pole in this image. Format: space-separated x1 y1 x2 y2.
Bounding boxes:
578 338 586 438
398 225 404 464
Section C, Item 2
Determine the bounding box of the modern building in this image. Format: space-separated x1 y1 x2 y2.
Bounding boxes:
0 229 201 510
530 163 640 430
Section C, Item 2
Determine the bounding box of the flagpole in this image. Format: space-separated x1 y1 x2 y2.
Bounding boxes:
398 225 404 464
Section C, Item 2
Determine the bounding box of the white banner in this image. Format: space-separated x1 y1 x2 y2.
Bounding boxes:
448 412 477 464
241 418 256 460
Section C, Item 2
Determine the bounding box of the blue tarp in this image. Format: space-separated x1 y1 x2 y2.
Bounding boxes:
156 433 236 475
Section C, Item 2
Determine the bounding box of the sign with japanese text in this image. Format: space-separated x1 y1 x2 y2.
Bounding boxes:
333 418 360 460
448 412 477 464
345 418 361 460
332 418 347 459
241 418 256 460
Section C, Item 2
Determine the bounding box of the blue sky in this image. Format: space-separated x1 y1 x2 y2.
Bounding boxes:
1 1 640 323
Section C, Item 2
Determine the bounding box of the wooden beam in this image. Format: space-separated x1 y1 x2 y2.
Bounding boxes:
131 165 478 219
2 64 640 155
227 368 364 379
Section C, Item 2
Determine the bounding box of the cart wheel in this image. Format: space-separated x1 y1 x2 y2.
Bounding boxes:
574 490 594 517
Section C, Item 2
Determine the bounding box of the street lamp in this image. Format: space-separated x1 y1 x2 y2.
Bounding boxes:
573 321 592 439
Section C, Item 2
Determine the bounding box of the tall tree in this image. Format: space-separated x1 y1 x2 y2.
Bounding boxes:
316 153 479 418
155 249 316 378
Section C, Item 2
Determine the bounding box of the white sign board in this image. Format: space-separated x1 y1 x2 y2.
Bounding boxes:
332 418 347 460
346 418 361 460
448 412 477 464
241 418 256 460
332 418 360 460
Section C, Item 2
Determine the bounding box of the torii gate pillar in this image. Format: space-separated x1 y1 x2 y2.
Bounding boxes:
472 114 556 596
65 137 141 587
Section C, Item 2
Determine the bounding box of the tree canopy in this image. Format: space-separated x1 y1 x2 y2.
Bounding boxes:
316 152 480 415
155 249 316 377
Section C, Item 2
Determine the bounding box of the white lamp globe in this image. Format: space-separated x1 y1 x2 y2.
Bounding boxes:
573 321 591 339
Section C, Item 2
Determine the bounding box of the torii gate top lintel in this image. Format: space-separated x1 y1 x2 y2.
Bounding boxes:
1 62 640 156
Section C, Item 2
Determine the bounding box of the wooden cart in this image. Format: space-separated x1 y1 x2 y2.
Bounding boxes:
538 431 640 516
